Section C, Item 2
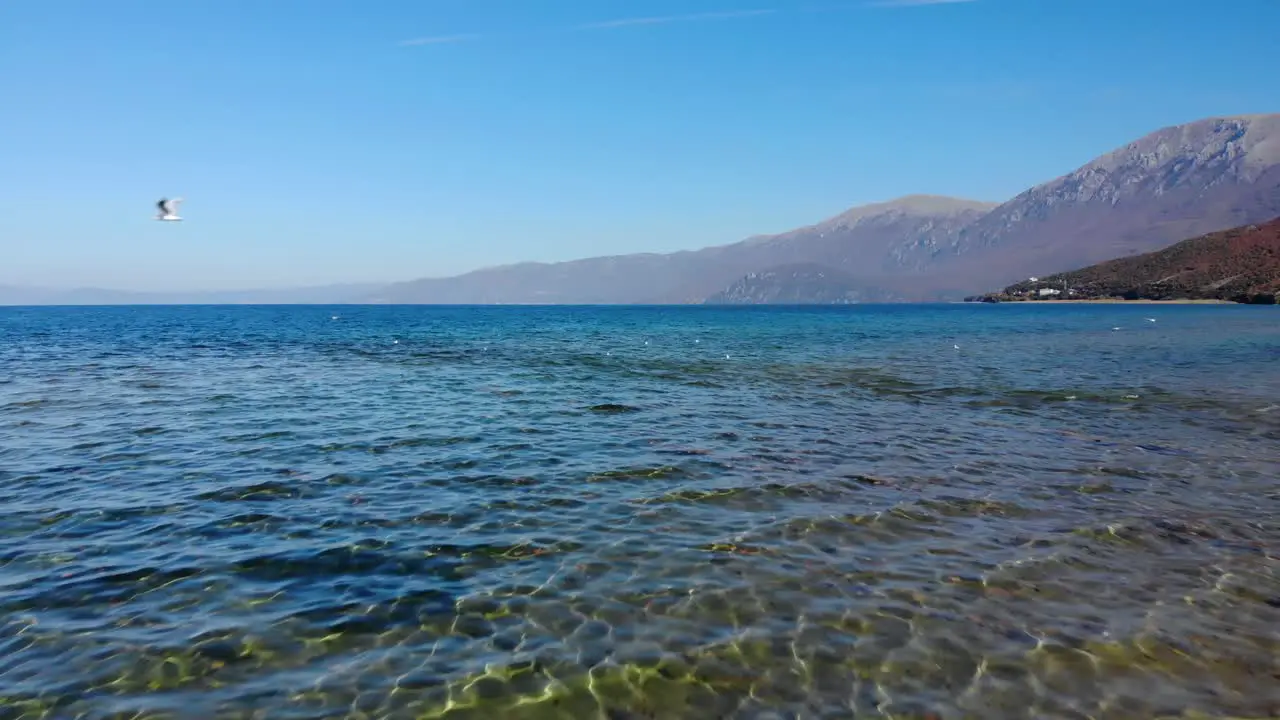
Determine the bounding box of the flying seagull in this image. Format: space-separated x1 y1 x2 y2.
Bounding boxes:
155 197 184 221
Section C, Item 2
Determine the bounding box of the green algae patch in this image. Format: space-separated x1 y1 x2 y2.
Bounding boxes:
586 465 685 482
409 642 801 719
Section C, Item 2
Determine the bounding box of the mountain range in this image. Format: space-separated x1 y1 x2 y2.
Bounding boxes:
370 113 1280 304
4 113 1278 306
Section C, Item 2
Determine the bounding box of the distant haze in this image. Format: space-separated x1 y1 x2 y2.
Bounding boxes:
4 114 1279 306
0 284 384 307
3 0 1279 293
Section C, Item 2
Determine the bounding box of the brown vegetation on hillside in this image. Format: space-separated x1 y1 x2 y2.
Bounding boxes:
989 217 1280 303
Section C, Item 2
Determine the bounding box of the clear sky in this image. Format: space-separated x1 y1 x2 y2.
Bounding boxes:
2 0 1277 291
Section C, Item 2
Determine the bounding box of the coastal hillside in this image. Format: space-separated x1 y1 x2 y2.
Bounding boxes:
702 264 902 304
978 217 1280 303
369 113 1280 304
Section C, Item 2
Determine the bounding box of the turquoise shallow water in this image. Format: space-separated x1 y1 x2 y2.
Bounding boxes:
1 303 1278 719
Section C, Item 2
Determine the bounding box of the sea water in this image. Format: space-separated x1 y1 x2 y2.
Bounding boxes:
1 304 1277 718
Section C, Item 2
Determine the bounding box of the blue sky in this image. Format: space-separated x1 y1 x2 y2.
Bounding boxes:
2 0 1277 291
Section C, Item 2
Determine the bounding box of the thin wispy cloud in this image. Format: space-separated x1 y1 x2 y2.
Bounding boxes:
399 1 973 47
865 0 977 6
575 9 777 31
399 33 483 47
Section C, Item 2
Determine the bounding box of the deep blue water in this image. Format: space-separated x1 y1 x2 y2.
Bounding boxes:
1 303 1278 719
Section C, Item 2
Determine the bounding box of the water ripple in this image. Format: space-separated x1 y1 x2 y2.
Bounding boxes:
1 304 1278 719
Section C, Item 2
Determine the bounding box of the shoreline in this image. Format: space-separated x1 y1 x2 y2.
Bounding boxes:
971 297 1240 305
1009 298 1236 304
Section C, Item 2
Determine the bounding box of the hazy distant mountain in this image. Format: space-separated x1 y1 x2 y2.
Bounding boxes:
703 263 903 304
373 113 1280 304
980 216 1280 304
0 283 384 306
367 195 995 304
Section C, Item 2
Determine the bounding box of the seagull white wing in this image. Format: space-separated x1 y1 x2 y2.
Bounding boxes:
165 197 184 214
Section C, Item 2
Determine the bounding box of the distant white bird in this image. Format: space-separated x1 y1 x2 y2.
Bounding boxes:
155 197 184 221
1146 318 1156 322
